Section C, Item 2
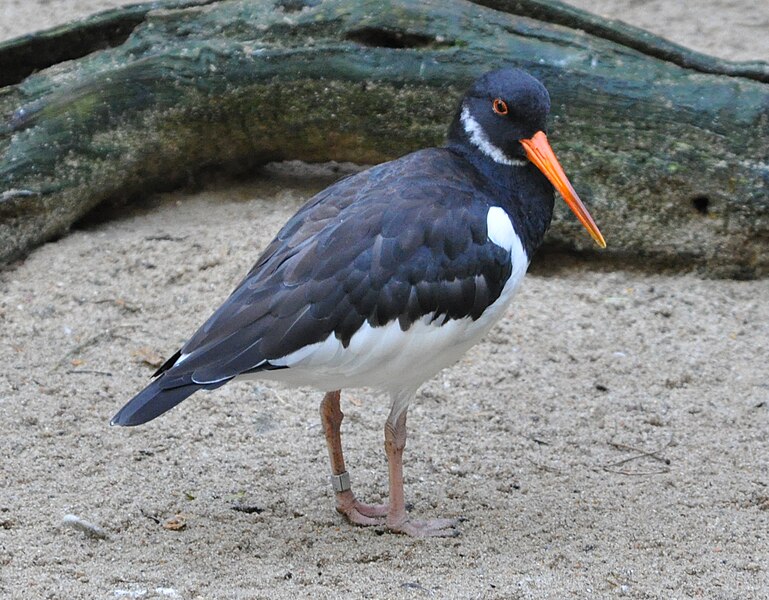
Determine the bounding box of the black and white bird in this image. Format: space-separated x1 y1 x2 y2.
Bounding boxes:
112 68 605 537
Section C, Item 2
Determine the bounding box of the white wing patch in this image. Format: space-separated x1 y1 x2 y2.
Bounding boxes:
486 206 515 251
460 106 527 167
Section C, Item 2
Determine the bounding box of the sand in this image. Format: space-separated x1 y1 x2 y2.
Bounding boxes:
1 1 768 598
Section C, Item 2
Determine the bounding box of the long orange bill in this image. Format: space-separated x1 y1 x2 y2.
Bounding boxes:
520 131 606 249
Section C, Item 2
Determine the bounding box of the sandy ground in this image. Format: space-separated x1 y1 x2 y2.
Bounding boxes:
2 1 769 599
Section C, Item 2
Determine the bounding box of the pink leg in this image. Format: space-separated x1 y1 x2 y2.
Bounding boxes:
319 390 388 526
384 405 460 537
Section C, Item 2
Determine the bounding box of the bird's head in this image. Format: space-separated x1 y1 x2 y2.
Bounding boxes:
450 68 606 249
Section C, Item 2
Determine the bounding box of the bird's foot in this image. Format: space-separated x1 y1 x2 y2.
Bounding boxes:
387 517 461 538
335 490 388 526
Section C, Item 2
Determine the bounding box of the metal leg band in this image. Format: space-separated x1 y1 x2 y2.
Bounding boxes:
330 471 351 493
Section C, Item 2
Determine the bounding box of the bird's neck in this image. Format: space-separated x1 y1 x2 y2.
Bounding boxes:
446 141 555 258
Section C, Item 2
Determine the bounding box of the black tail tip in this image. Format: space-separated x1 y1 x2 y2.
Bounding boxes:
109 410 142 427
110 379 205 427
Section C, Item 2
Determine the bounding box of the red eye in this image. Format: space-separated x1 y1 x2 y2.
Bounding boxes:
492 98 508 115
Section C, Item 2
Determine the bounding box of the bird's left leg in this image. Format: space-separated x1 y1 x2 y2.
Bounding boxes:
319 390 388 526
384 394 460 537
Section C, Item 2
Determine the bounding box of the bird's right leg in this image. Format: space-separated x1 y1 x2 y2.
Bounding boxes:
319 390 388 526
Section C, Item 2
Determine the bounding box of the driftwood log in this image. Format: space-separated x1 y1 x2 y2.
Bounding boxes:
1 0 767 277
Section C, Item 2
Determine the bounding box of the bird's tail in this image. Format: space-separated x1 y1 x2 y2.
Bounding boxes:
110 377 202 427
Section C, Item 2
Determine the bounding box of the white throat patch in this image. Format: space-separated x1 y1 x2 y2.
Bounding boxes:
460 106 528 167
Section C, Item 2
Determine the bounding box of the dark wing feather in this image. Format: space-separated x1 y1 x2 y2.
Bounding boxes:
174 148 514 382
115 148 516 424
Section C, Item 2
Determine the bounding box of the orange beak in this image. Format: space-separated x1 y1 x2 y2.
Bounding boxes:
520 131 606 249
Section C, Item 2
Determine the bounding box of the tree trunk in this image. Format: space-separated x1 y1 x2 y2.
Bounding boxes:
1 0 767 277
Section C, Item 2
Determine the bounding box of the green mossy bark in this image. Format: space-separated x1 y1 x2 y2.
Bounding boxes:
1 0 767 277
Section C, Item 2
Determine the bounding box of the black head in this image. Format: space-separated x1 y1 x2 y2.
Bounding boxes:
448 68 551 164
447 68 606 249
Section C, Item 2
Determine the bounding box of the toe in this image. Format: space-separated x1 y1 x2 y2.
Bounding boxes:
341 506 385 527
388 517 461 538
354 501 389 518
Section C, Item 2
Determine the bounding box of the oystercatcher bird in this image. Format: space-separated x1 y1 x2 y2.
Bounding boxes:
112 68 605 537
